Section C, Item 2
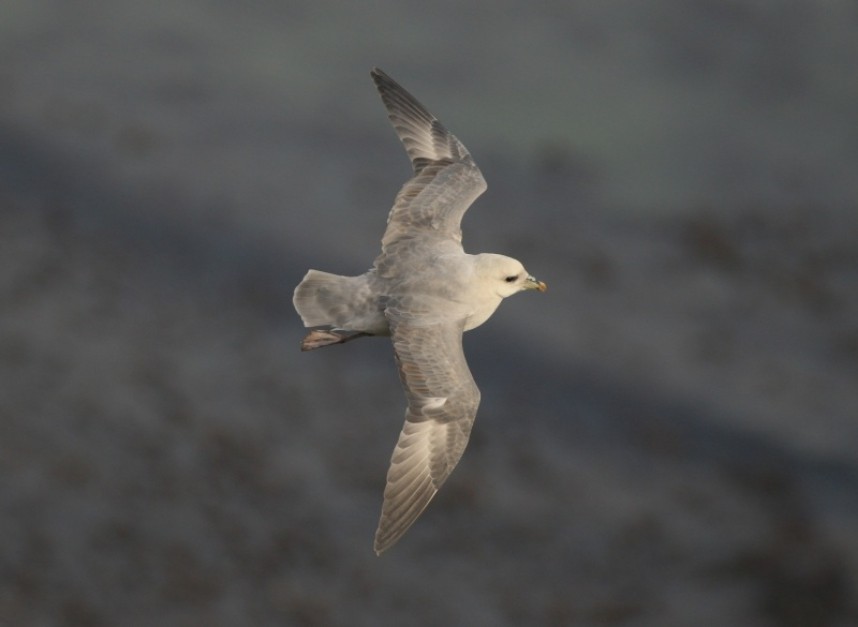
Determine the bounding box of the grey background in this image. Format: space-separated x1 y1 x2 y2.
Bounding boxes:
1 1 857 625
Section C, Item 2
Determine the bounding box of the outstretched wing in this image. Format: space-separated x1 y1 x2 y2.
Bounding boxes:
373 309 481 554
370 68 487 251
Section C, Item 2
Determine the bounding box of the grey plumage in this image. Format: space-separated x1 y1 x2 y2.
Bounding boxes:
293 68 545 554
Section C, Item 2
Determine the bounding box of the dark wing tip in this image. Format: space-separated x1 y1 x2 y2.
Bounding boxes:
370 67 399 97
369 68 432 119
369 67 477 177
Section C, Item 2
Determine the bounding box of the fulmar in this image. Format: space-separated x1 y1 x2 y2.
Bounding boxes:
293 68 546 554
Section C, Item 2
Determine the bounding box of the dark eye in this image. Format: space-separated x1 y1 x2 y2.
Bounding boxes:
504 275 519 283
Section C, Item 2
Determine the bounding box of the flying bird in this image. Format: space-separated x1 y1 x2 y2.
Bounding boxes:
293 68 546 554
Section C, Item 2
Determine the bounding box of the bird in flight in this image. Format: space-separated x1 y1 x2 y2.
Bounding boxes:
293 68 546 554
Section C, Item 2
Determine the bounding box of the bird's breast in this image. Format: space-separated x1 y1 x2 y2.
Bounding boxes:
463 296 503 331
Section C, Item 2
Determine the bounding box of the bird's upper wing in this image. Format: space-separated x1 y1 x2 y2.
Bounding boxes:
370 68 487 252
373 305 481 554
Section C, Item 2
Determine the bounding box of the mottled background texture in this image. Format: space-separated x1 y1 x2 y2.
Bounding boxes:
1 2 857 625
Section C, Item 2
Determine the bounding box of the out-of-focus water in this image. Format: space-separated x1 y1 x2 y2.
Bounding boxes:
2 2 857 625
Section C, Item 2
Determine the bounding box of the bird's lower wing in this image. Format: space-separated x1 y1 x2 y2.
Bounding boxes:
374 313 481 554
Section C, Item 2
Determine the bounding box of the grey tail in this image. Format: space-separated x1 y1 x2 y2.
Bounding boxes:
292 269 362 329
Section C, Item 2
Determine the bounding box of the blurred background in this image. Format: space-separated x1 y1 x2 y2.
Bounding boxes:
2 1 857 625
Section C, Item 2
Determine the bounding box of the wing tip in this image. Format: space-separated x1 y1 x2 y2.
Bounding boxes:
372 474 440 555
373 525 395 555
369 67 425 116
370 67 395 93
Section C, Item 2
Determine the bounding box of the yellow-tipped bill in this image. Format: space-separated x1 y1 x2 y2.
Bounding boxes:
525 276 547 292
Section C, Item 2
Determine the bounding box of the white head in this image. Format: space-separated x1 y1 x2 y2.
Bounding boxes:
474 253 547 298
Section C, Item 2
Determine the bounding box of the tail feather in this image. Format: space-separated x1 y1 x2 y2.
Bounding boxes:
293 269 364 329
